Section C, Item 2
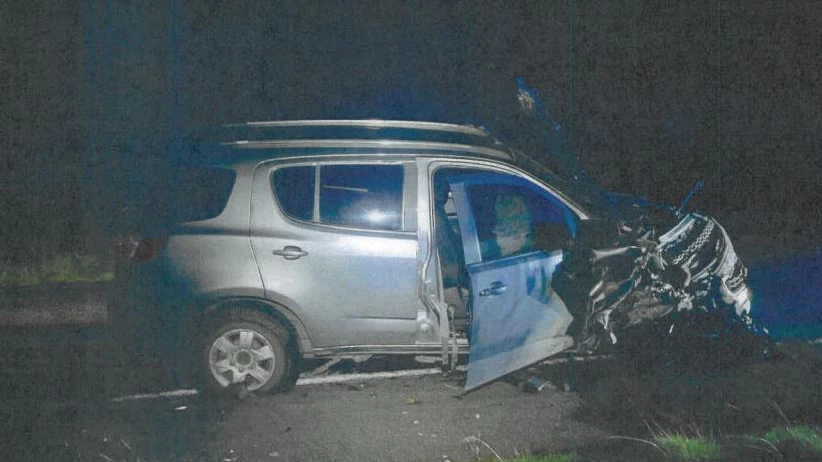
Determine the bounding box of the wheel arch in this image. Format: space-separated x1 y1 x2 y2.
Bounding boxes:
200 297 315 358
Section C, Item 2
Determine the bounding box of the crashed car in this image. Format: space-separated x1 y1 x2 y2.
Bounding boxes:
110 84 756 395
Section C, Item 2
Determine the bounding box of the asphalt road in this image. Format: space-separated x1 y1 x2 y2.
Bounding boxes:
2 321 821 461
0 327 610 462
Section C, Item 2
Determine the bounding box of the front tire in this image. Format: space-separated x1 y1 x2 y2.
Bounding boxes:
202 310 297 395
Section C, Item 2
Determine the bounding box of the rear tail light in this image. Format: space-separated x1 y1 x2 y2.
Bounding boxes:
116 233 167 263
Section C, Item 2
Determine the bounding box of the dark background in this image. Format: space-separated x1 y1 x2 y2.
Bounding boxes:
2 0 820 264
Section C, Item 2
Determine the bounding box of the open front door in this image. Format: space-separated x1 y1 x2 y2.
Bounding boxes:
464 250 573 390
443 170 575 391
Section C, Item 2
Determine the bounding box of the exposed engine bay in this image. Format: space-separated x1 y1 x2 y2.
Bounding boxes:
553 210 758 354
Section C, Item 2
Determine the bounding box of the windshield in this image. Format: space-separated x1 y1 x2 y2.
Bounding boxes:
515 146 681 224
501 142 610 218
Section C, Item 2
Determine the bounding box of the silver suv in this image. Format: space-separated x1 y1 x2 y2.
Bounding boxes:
111 119 753 395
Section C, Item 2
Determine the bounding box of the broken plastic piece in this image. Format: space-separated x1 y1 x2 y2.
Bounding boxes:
518 376 547 393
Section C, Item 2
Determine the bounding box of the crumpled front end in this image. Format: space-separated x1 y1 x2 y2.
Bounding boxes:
503 78 762 357
553 211 759 353
656 213 751 319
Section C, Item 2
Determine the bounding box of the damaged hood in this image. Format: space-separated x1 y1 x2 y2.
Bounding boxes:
501 79 680 226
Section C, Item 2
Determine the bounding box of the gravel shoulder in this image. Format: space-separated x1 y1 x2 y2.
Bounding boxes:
0 281 109 326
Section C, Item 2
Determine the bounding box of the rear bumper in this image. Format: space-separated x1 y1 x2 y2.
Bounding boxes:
108 266 197 360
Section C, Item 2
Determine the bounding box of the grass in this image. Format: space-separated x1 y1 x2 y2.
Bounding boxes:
655 434 721 460
759 425 822 454
0 253 114 287
602 428 822 460
591 410 822 460
606 432 721 460
462 435 575 462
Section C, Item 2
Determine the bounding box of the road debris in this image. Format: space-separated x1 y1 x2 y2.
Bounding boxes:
519 376 548 393
302 358 341 377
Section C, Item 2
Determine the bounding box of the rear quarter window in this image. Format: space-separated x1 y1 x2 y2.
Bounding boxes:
272 166 315 221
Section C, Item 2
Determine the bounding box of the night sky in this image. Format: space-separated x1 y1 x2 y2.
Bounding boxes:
2 1 820 262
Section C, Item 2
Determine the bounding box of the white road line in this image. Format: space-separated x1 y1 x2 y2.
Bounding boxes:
296 366 463 385
105 354 612 403
109 388 199 402
105 368 458 402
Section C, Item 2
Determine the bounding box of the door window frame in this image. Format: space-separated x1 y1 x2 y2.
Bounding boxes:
269 159 417 234
427 161 584 266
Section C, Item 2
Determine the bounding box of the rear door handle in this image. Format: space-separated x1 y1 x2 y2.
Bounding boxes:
479 281 507 297
273 245 308 260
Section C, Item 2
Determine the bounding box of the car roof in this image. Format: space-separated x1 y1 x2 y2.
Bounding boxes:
190 119 516 166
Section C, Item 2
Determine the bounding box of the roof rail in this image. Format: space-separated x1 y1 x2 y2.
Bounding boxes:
224 119 492 138
220 139 513 161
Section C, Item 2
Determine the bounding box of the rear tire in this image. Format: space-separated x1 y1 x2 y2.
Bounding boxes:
202 309 298 396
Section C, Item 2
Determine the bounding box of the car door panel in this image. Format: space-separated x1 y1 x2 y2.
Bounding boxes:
251 162 421 349
465 250 573 390
443 169 575 390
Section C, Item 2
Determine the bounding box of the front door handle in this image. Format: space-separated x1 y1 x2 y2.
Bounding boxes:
479 281 507 297
273 245 308 260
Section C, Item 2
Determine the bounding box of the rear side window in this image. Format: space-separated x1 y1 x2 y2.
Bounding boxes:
272 164 404 231
320 164 403 231
171 167 236 222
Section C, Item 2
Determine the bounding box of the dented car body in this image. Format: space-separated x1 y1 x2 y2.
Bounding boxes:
111 86 756 395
